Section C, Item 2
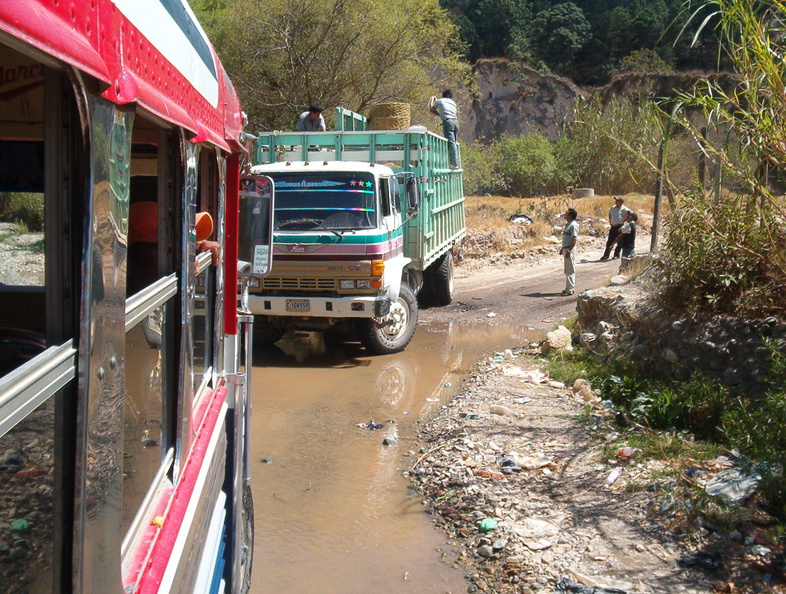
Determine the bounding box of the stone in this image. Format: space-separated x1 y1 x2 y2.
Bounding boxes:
662 348 679 364
540 325 572 353
477 544 494 558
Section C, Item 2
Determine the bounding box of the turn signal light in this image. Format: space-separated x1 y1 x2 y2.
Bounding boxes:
371 260 385 276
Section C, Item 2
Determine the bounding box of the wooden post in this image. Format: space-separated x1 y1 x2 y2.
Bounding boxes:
698 126 707 190
651 139 665 254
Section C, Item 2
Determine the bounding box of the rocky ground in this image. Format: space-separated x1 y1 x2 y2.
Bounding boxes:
410 239 784 593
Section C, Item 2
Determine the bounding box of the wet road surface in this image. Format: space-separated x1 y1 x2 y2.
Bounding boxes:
249 322 542 593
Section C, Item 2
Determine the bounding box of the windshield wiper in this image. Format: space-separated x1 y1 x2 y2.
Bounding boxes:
278 218 343 239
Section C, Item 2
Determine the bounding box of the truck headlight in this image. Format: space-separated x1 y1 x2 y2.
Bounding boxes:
340 279 356 289
356 279 371 289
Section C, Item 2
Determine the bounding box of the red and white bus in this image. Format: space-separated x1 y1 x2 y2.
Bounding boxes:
0 2 272 592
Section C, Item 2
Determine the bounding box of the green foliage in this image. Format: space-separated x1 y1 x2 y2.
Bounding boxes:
459 141 507 196
530 2 591 73
617 48 674 74
496 134 558 197
660 191 786 316
556 96 661 194
660 1 786 317
201 0 470 131
0 192 44 232
447 0 719 85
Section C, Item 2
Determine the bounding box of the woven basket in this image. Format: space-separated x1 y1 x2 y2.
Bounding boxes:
367 103 410 130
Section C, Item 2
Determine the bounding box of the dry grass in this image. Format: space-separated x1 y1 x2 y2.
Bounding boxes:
462 192 665 259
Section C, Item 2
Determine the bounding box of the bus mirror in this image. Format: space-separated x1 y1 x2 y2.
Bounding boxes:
238 174 275 277
405 176 420 219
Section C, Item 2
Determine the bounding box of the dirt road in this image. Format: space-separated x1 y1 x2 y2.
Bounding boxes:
412 241 782 594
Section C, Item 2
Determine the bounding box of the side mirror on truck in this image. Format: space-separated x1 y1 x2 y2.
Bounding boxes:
238 174 275 277
405 175 420 219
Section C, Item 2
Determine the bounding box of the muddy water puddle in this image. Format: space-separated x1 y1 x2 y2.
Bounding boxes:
250 322 543 593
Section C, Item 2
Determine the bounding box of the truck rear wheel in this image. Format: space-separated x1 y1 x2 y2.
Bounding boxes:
360 283 418 354
433 250 455 306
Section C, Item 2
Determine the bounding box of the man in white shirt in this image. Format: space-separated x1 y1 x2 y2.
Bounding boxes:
600 196 632 260
430 90 460 168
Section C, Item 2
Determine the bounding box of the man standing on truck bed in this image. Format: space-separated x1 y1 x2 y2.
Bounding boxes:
430 90 460 168
296 103 327 132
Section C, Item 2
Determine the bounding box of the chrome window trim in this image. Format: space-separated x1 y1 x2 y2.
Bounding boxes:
0 340 75 439
192 366 214 420
121 448 175 561
196 250 212 275
125 273 178 332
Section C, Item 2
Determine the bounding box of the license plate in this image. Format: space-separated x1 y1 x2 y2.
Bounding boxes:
285 299 310 312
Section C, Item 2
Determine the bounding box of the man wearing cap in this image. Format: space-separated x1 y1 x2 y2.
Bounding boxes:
296 104 327 132
600 196 633 260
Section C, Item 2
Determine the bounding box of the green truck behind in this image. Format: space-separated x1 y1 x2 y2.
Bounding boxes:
245 108 465 354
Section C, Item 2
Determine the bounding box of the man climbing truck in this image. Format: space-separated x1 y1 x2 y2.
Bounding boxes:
243 108 465 354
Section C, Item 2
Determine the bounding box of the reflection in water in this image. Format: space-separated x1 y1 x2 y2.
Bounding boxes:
122 314 164 535
0 397 55 593
251 321 542 593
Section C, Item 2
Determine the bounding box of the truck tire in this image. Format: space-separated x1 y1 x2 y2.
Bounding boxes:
360 283 418 354
254 319 285 347
433 250 455 306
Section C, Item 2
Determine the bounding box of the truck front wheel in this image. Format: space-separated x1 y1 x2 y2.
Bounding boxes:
360 283 418 354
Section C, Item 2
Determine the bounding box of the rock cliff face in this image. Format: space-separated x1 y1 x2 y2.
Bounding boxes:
464 59 739 144
464 59 585 143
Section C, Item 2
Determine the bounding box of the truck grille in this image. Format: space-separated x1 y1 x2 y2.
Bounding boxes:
262 277 337 291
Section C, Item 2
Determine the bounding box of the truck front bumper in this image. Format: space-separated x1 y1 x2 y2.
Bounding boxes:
247 295 391 319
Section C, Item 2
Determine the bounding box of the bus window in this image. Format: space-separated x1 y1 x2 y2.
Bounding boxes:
0 46 76 592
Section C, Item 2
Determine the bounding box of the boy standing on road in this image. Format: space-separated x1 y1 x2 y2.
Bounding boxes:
613 212 638 258
601 196 632 260
559 208 579 296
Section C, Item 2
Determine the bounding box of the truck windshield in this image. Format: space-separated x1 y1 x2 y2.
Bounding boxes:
270 172 377 230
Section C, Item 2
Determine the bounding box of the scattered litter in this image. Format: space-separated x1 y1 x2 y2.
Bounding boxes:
678 550 723 571
502 366 549 383
260 458 273 464
516 454 553 470
617 447 635 460
554 577 628 593
444 382 451 387
489 404 516 417
425 397 440 402
487 312 497 318
478 518 498 533
462 413 483 420
358 420 385 430
548 380 565 388
568 570 635 592
515 397 532 404
509 213 533 225
474 469 504 479
499 455 522 474
604 467 622 488
705 466 763 505
9 519 30 533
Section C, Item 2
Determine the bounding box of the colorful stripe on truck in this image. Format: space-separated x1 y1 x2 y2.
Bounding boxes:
273 228 403 260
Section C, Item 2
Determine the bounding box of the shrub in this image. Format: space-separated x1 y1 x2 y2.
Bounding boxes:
0 192 44 232
660 191 786 316
460 141 507 196
496 133 559 197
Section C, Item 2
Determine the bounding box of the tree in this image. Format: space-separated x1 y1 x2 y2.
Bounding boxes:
197 0 469 131
531 3 591 74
